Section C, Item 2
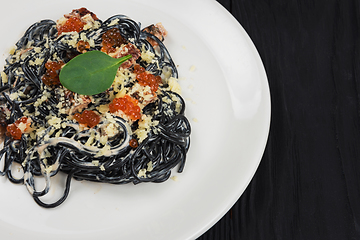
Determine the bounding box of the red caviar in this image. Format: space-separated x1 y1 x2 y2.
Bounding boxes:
109 95 141 121
58 17 85 35
73 110 100 128
101 28 127 54
133 65 162 92
129 138 139 148
133 64 145 74
42 61 64 86
76 40 90 53
6 117 30 140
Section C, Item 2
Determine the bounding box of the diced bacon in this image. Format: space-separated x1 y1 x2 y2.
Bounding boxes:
0 106 9 141
130 89 157 106
109 43 141 69
154 23 168 39
19 48 32 56
59 91 92 115
142 23 168 46
64 8 98 20
69 95 92 115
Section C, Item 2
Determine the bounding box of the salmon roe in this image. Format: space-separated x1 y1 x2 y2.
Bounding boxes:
129 138 139 148
109 95 141 121
133 65 162 92
76 40 90 53
58 17 85 35
42 61 64 86
101 28 127 53
73 110 100 128
6 117 29 140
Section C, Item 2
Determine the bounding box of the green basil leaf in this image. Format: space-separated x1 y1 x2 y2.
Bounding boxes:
59 51 132 96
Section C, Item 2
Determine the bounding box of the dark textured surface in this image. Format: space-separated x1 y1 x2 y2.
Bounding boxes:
198 0 360 239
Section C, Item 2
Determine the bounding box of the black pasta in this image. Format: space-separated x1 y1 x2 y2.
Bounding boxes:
0 11 190 208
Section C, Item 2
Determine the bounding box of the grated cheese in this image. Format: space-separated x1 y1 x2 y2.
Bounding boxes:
137 169 147 178
17 122 27 132
1 71 8 83
166 77 181 94
147 161 153 172
141 46 155 63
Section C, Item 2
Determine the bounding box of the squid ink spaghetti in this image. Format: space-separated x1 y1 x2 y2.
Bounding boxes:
0 8 191 208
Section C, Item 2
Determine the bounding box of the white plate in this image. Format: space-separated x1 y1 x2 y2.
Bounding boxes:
0 0 270 239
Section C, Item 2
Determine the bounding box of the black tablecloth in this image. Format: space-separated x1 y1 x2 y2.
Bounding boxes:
198 1 360 239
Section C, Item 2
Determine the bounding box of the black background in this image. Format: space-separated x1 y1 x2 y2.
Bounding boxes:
198 0 360 239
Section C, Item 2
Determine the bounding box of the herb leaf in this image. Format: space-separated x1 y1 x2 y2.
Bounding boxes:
59 51 132 96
